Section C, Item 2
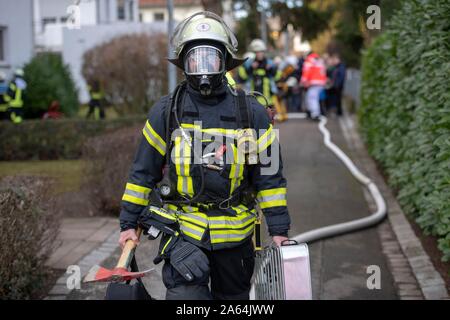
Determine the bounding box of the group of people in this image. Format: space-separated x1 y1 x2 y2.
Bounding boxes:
0 69 27 124
230 40 346 122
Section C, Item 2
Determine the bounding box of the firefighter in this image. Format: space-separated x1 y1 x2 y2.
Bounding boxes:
5 69 27 124
237 39 286 121
86 80 105 120
119 12 290 300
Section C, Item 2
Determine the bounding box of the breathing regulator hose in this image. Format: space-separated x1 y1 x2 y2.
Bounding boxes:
292 115 387 244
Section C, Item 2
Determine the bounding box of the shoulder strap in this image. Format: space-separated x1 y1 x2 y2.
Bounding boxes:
235 88 254 129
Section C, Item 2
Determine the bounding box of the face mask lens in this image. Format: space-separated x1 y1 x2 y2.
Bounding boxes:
185 46 224 75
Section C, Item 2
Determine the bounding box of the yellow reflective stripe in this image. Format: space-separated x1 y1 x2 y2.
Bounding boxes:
122 194 149 206
259 199 287 209
150 207 177 221
143 120 166 156
180 221 205 240
238 66 248 80
178 215 208 228
122 183 151 205
209 217 256 230
210 223 254 235
258 187 286 197
257 124 276 153
161 236 174 254
255 69 266 76
257 188 287 209
181 124 237 137
226 72 236 87
126 183 151 194
175 136 194 197
229 144 244 195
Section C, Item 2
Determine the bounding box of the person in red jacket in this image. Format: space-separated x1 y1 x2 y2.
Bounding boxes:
300 52 327 120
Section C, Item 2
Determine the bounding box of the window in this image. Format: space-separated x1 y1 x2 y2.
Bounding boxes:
117 0 125 20
154 13 164 21
42 17 57 28
0 27 6 62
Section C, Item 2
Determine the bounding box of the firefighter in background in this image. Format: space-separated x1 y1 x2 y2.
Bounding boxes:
4 69 27 124
300 52 327 121
86 80 105 120
237 39 286 122
0 71 8 120
276 56 301 113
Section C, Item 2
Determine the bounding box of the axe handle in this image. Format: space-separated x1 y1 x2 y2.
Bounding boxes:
116 227 142 269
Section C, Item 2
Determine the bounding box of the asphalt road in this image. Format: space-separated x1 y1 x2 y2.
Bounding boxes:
278 117 397 299
68 116 397 300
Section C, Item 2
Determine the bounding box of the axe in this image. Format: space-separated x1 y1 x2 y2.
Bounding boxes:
83 227 153 283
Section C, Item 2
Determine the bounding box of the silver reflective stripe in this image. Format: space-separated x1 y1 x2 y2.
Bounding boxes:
257 193 286 203
143 123 166 153
209 215 255 228
210 228 254 241
180 213 208 226
180 224 204 238
124 189 147 200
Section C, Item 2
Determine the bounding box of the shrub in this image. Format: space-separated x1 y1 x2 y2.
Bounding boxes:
0 116 146 160
359 0 450 261
82 33 168 115
0 176 60 299
23 52 79 118
82 125 142 215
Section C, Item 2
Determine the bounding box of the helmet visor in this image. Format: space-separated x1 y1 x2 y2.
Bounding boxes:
184 46 225 75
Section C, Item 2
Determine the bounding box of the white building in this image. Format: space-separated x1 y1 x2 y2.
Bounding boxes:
0 0 34 78
139 0 202 23
139 0 235 30
32 0 165 102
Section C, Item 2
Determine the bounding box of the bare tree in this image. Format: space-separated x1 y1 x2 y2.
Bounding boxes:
82 33 168 115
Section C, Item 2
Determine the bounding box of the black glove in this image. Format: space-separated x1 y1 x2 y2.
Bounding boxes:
161 238 209 282
138 206 178 239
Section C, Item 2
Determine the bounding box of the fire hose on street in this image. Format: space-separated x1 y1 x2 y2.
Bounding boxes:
252 114 387 300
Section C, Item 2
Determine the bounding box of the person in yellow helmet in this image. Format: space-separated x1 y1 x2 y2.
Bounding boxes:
118 12 290 300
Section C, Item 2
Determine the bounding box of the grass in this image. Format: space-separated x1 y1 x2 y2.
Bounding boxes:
0 160 85 195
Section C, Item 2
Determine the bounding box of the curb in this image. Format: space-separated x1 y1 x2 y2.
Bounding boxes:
338 113 448 300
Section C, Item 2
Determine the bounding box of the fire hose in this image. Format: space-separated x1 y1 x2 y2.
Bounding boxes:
291 114 387 244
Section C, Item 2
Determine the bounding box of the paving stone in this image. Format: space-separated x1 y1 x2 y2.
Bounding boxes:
421 285 449 300
49 284 71 295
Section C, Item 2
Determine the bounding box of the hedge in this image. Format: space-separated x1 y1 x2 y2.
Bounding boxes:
0 116 146 160
359 0 450 260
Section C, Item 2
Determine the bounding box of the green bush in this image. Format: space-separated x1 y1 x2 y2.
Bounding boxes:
23 52 79 118
0 116 146 160
0 176 59 299
359 0 450 261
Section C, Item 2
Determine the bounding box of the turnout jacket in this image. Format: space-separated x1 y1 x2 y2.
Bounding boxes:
119 83 290 250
